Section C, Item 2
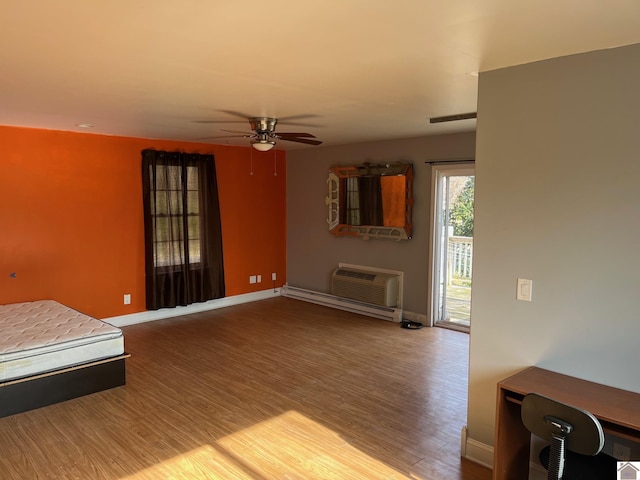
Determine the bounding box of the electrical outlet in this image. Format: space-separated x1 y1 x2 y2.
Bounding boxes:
272 272 277 281
123 294 131 305
257 274 262 283
613 442 631 461
249 275 257 284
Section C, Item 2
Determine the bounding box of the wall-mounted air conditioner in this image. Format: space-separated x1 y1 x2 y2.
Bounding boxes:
331 267 399 307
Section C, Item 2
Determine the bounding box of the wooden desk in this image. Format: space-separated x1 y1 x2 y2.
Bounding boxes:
493 367 640 480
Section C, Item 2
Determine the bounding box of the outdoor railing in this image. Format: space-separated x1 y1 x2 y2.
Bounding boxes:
448 236 473 281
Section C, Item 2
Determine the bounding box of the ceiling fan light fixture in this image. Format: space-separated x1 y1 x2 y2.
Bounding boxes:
251 139 276 152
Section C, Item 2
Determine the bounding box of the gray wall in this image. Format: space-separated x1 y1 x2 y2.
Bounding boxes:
287 132 476 315
468 43 640 448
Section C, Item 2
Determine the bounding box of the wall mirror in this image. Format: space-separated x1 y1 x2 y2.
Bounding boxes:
326 162 413 240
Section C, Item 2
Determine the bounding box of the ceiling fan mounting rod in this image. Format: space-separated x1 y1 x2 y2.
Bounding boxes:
250 117 278 133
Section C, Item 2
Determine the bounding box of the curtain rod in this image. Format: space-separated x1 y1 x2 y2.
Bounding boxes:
424 159 475 166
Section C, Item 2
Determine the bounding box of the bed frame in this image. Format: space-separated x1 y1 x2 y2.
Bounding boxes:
0 353 129 418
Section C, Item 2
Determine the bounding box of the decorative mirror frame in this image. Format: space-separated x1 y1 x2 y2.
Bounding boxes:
326 162 414 241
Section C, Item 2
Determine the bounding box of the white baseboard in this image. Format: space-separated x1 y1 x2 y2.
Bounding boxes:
282 285 403 322
102 288 281 327
461 426 494 469
400 310 428 325
281 285 429 325
460 426 546 478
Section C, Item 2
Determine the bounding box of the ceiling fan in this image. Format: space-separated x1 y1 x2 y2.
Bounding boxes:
197 114 323 151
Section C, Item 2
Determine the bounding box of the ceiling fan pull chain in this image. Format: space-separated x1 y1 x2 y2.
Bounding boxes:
250 147 254 176
274 150 278 176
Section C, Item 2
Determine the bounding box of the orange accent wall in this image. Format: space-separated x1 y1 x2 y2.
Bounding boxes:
0 126 286 319
380 176 406 227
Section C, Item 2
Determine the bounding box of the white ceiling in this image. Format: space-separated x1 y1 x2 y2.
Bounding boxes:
2 1 640 150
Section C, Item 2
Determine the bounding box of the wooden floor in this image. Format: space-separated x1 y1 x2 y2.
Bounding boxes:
0 297 491 480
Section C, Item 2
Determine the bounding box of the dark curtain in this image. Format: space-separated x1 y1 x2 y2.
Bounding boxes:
358 176 383 226
142 149 225 310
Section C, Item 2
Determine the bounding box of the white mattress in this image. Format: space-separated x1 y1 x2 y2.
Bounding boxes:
0 300 124 382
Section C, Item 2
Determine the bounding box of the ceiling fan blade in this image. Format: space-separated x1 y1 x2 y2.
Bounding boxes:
193 110 257 124
197 113 323 127
279 137 323 146
276 132 316 138
221 129 254 135
219 111 319 124
272 114 323 128
193 120 248 124
196 134 254 140
276 120 324 127
278 113 320 122
218 109 256 119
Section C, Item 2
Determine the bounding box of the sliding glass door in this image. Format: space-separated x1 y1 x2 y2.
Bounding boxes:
429 164 475 330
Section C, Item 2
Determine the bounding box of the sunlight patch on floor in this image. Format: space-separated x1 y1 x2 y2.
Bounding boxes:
120 444 248 479
121 410 417 479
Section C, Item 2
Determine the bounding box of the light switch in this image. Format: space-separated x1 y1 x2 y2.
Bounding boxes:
516 278 532 302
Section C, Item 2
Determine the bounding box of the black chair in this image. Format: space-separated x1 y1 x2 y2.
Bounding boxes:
521 393 617 480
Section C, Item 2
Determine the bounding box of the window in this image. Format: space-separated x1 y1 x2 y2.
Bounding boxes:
142 150 225 309
344 177 361 225
150 165 201 267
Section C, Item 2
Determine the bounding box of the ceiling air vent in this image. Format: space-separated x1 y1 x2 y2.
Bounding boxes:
429 112 477 123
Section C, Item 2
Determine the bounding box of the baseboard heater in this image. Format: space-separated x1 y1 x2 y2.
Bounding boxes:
281 285 402 323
